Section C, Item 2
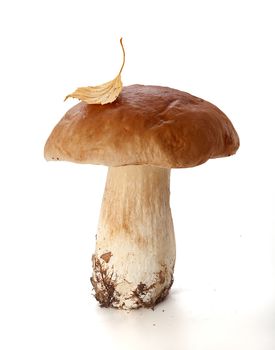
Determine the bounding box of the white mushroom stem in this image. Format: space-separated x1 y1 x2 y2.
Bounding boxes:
91 165 176 309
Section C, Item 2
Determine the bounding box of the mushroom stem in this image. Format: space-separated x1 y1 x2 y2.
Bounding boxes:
91 165 176 309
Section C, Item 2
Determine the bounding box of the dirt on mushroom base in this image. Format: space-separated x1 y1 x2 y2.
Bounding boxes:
131 277 174 309
91 254 174 309
90 254 120 307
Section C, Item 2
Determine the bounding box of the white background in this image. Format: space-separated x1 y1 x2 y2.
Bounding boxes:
0 0 274 349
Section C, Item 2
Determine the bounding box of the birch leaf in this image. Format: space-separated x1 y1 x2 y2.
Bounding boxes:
65 38 125 105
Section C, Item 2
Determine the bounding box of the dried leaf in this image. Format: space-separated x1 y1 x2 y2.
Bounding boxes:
65 38 125 105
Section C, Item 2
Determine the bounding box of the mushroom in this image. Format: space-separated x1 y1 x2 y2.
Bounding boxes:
44 84 239 309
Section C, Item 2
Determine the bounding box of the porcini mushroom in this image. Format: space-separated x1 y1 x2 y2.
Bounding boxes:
44 84 239 309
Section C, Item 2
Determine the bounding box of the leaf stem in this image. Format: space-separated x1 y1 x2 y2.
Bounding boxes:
119 38 125 75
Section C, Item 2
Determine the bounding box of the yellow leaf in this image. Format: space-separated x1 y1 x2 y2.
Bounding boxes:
65 38 125 105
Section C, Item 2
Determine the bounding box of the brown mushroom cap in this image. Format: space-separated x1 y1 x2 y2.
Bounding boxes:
44 84 239 168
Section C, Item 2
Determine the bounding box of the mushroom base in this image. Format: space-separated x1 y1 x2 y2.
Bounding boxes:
91 254 174 309
91 165 176 310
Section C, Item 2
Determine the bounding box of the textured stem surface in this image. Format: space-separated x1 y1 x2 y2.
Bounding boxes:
91 165 176 309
